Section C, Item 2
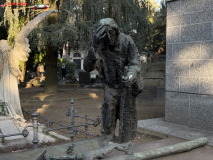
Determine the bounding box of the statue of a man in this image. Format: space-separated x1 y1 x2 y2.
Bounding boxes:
84 18 143 143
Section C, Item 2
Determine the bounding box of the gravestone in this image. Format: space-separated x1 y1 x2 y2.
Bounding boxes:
79 71 91 85
166 0 213 131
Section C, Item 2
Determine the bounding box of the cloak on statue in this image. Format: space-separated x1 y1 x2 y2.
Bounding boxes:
84 18 143 143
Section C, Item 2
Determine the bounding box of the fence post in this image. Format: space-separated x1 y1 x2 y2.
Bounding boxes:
100 107 104 136
31 107 39 149
69 99 75 141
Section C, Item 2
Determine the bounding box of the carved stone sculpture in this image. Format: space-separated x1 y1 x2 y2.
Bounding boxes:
0 9 58 119
83 18 143 143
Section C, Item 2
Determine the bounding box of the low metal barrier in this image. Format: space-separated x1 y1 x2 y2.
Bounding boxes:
22 98 104 146
0 108 41 149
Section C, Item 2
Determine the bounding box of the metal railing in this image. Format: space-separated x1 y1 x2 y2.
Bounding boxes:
0 108 41 149
21 98 104 147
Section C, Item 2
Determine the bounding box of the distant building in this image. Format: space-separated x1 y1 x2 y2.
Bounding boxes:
62 42 86 70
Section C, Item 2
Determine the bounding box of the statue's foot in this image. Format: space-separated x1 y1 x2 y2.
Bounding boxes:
122 141 133 155
110 135 119 143
100 135 111 147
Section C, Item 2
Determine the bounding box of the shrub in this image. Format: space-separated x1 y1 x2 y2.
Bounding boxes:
57 58 76 76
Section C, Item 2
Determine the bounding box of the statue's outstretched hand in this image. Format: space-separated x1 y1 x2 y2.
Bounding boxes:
121 74 133 87
92 26 107 49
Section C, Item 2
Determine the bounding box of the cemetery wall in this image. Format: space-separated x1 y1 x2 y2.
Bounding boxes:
141 63 165 87
166 0 213 131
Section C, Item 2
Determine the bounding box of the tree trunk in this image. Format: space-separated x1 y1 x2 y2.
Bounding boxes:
44 45 58 93
20 62 26 82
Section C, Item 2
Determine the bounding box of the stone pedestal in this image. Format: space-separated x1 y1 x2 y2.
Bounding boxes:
166 0 213 131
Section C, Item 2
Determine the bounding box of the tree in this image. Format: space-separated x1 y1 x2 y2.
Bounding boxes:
152 0 166 53
28 0 77 93
61 0 150 52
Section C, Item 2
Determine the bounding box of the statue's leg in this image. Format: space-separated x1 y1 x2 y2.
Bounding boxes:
119 87 137 143
85 141 133 160
102 84 119 138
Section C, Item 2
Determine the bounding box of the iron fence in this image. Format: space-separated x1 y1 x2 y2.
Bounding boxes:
21 98 104 146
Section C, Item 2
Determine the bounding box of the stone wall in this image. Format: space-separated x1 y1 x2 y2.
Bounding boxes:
166 0 213 131
141 63 165 87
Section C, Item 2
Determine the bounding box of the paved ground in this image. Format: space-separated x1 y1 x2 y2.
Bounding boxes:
137 117 213 147
19 85 164 144
1 137 213 160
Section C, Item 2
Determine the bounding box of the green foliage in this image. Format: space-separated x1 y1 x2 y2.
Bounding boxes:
19 61 23 71
57 58 76 76
152 0 166 53
7 13 27 48
38 0 42 5
34 50 46 65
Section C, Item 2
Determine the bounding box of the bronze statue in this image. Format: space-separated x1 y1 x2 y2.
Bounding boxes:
44 141 133 160
84 18 143 143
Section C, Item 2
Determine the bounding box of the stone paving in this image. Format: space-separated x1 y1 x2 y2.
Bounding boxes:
137 117 213 146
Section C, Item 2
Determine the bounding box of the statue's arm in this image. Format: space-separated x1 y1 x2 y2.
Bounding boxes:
83 47 98 72
9 9 58 79
122 36 141 86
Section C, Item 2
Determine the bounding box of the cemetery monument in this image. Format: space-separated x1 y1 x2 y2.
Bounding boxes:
0 9 58 119
83 18 143 143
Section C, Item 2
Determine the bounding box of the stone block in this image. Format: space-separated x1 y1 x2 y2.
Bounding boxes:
181 23 212 42
189 94 213 131
200 78 213 95
165 76 179 92
166 44 173 61
79 71 90 85
191 9 213 24
167 14 191 27
165 92 189 126
189 60 202 77
171 125 210 140
144 122 183 136
202 0 213 11
201 41 213 59
181 0 203 14
173 42 201 60
143 78 165 86
179 76 199 93
137 117 165 128
17 126 56 144
189 60 213 77
0 120 27 146
166 61 189 77
145 71 164 78
167 27 181 43
141 63 165 72
167 0 181 16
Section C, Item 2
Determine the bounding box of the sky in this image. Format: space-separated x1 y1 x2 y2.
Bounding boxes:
156 0 162 5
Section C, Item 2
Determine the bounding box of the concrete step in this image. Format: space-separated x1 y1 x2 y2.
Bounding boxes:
137 118 213 146
0 116 14 121
0 119 27 146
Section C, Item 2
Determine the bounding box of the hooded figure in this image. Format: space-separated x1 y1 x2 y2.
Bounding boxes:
84 18 143 143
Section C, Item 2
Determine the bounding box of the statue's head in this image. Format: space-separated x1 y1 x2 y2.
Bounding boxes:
98 18 120 46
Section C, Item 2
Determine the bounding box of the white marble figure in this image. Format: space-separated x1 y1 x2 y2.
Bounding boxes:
0 9 58 119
